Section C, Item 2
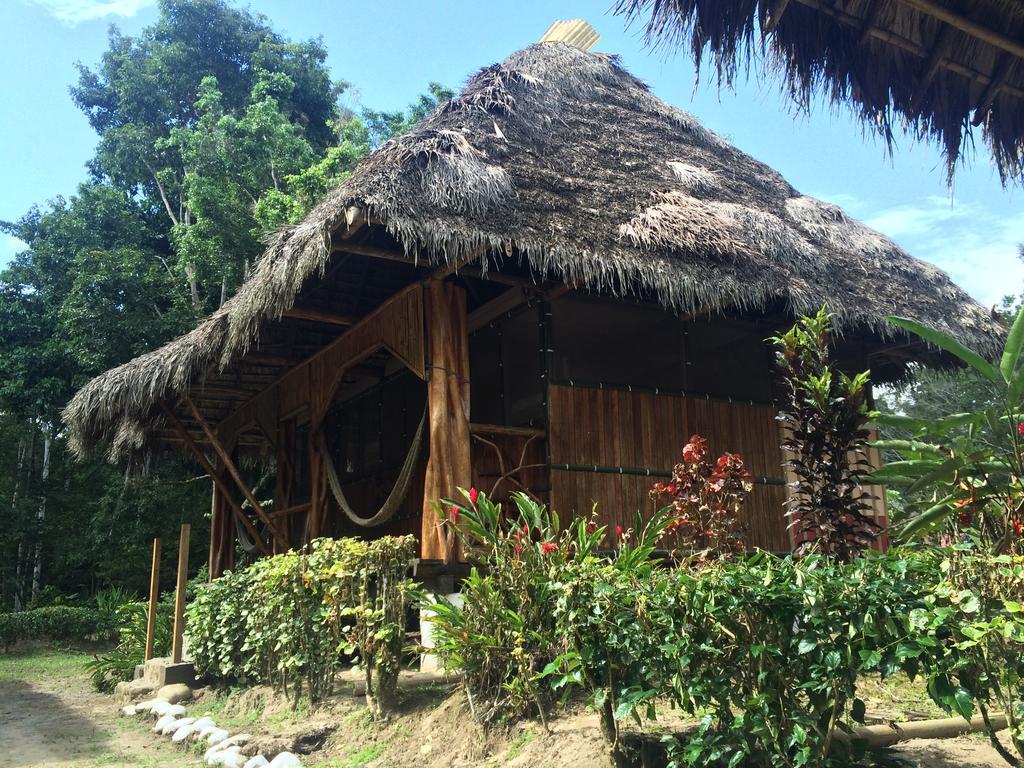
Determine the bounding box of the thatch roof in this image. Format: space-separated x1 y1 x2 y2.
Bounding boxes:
615 0 1024 184
64 42 1002 461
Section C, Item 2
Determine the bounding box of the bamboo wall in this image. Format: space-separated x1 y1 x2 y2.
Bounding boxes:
547 384 790 551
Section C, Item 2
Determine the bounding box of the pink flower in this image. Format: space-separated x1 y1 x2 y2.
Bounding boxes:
469 487 479 505
450 505 459 524
541 541 558 554
1018 422 1024 437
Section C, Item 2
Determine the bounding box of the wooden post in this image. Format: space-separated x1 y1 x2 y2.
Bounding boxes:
144 538 161 662
171 524 190 664
421 280 472 563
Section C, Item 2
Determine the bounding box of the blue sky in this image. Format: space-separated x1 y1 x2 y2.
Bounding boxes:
1 0 1022 306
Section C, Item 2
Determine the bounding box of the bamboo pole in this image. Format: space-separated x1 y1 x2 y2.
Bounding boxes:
171 524 190 665
144 538 161 662
181 394 285 548
159 401 270 556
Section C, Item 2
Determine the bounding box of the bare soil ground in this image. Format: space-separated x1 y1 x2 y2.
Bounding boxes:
0 646 1015 768
0 646 182 767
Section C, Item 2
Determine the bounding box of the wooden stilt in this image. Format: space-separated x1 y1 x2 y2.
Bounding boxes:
171 524 190 664
421 280 472 563
144 538 161 662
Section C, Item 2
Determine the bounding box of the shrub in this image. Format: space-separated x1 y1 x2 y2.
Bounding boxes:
0 606 101 650
772 307 878 560
429 489 667 726
86 598 174 692
547 550 943 767
651 434 753 557
186 535 418 714
904 547 1024 764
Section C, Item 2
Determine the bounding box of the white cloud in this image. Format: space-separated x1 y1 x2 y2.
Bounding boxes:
814 192 1024 307
0 233 27 268
24 0 155 25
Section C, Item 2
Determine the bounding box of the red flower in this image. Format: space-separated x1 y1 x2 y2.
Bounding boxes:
1018 422 1024 437
1013 518 1024 537
450 505 459 523
958 511 972 527
469 487 479 505
541 541 558 554
615 525 623 538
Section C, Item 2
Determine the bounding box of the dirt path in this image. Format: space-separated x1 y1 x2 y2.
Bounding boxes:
0 647 183 768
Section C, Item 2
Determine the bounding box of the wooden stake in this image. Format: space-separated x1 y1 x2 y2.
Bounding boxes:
144 538 161 662
171 524 190 665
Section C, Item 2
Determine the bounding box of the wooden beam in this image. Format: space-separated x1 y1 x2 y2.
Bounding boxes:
914 24 956 110
972 55 1017 125
897 0 1024 62
790 0 1024 101
182 393 286 549
764 0 793 34
171 524 190 664
159 401 271 555
858 0 886 46
282 307 358 326
332 242 420 265
144 538 160 662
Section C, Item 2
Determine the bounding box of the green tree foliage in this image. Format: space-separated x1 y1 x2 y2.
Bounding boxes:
0 0 449 610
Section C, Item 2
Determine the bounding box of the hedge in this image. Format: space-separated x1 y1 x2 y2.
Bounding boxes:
186 535 418 715
0 606 101 650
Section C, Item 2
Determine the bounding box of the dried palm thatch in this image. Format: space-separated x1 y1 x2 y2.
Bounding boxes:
64 42 1002 461
615 0 1024 184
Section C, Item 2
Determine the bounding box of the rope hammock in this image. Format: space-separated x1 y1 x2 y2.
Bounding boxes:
319 407 427 527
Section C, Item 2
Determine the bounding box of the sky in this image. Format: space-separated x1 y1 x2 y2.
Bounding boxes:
0 0 1022 307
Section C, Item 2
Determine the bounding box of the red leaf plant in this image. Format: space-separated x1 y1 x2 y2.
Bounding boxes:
651 434 754 558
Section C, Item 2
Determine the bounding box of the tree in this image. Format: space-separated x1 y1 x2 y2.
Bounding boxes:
71 0 343 310
0 0 451 608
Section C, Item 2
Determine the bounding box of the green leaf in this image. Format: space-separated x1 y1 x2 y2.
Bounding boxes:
1001 306 1024 386
952 687 975 721
897 497 954 541
797 638 817 655
887 316 999 384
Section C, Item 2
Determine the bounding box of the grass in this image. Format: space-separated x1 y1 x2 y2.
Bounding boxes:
0 644 100 681
505 729 536 762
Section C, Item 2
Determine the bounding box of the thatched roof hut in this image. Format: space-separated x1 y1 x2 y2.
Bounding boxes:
615 0 1024 183
64 41 1000 468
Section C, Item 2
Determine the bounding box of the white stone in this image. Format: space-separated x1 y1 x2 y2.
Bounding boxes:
135 698 159 713
153 714 177 733
164 703 187 717
243 757 269 768
196 723 219 740
171 718 199 742
208 745 243 767
267 753 301 768
120 705 137 717
159 716 187 735
188 717 215 738
150 700 173 717
205 728 231 748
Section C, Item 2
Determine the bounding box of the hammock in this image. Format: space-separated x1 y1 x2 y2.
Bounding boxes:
319 407 427 527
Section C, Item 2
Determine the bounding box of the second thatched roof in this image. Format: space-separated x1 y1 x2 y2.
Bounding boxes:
64 42 1002 460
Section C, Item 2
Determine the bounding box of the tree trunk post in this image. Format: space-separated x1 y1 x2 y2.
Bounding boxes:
145 537 161 661
171 524 190 664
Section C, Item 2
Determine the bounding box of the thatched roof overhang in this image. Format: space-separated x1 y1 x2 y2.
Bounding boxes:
615 0 1024 184
63 42 1004 463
